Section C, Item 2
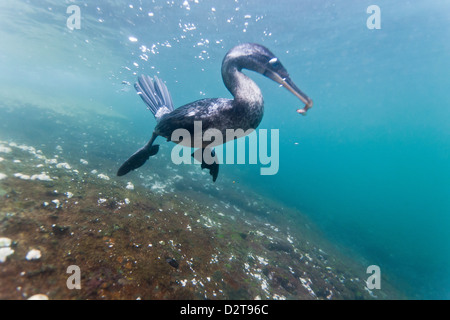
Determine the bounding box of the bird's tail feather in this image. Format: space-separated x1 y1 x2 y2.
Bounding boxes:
135 75 174 120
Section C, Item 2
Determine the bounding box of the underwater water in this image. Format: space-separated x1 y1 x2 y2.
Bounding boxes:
0 0 449 300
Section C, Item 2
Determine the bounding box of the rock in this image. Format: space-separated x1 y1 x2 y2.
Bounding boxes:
0 247 14 263
27 294 49 300
265 241 293 253
166 258 179 269
0 237 12 248
26 249 42 261
14 173 30 180
65 192 74 199
52 224 70 236
56 162 71 170
30 173 53 181
0 146 12 153
97 173 110 180
51 199 61 208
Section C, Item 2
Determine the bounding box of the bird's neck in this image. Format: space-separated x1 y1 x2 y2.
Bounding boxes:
222 65 264 110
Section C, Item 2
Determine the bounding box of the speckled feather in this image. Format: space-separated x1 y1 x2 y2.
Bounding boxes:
155 97 264 144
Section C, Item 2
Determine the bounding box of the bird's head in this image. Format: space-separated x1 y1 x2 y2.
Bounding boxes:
223 43 313 115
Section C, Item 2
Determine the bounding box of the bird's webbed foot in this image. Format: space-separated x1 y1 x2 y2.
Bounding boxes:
192 148 219 182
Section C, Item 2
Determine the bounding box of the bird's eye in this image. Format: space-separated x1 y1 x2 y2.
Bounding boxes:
268 57 282 69
269 57 278 65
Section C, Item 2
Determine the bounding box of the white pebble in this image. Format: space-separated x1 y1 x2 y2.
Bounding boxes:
27 294 49 300
124 198 130 205
14 173 30 180
26 249 41 261
31 173 53 181
65 192 74 199
0 173 7 180
97 173 110 180
80 159 88 165
0 247 14 263
0 145 12 153
56 162 71 170
52 199 61 208
126 182 134 190
98 198 107 205
0 237 12 247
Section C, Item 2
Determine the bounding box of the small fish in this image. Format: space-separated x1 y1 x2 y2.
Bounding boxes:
296 108 307 115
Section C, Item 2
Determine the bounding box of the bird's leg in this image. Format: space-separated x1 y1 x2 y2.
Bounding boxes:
117 133 159 176
191 148 219 182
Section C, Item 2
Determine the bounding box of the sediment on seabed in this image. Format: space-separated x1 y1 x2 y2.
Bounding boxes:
0 104 404 300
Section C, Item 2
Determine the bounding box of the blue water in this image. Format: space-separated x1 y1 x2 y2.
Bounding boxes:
0 0 449 299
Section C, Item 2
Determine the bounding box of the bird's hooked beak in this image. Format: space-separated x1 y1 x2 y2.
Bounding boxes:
269 71 313 115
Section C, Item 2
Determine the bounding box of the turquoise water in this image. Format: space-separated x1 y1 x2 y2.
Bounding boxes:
0 0 449 299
